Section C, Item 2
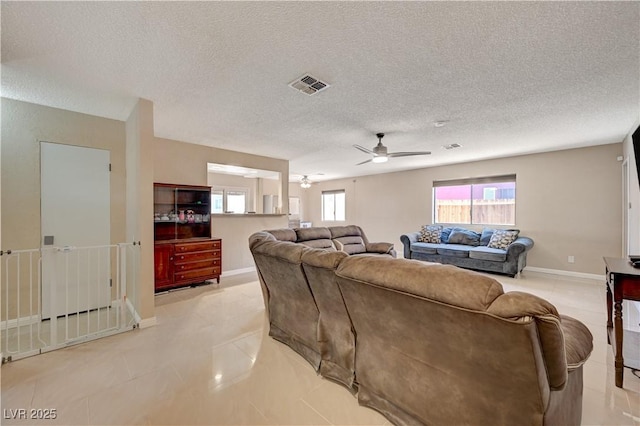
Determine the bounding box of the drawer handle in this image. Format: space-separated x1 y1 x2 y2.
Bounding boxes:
180 256 184 260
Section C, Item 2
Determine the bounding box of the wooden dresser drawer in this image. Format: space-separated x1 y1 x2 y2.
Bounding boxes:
175 258 220 271
174 240 221 253
174 267 221 284
175 250 220 264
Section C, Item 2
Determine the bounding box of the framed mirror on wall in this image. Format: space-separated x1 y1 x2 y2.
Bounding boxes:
207 163 283 214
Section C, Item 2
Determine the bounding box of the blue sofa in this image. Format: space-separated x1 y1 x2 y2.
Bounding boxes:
400 227 534 277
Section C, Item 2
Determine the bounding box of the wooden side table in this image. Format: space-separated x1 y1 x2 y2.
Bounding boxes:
603 257 640 388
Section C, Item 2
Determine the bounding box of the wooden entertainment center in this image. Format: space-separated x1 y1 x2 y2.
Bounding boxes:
153 183 221 292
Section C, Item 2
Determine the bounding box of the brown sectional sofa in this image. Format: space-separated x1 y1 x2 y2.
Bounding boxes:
249 228 593 426
263 225 397 257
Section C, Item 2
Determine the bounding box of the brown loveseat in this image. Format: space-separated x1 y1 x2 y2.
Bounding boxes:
248 232 593 426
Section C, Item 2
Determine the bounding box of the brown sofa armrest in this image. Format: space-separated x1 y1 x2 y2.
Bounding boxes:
560 315 593 370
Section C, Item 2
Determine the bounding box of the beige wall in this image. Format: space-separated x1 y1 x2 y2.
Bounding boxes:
1 98 127 249
153 137 289 272
303 144 623 275
125 99 155 321
1 98 127 319
623 117 640 256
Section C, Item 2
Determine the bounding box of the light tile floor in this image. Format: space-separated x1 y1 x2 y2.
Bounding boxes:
1 270 639 425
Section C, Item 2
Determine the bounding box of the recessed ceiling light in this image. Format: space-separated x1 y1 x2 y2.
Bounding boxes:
434 121 448 128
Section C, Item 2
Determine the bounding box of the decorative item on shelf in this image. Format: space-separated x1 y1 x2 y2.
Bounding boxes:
186 209 195 223
154 213 160 221
160 214 169 221
195 214 203 223
169 211 177 221
178 210 185 221
203 213 210 223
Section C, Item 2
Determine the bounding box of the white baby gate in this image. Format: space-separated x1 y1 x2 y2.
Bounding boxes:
1 243 141 362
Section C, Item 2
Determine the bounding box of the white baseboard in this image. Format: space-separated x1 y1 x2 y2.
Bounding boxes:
525 266 604 282
221 266 256 277
1 314 40 330
138 317 157 329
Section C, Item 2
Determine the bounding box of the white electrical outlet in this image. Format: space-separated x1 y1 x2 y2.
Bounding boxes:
568 256 575 264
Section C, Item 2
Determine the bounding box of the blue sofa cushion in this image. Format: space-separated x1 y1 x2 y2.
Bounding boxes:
440 227 466 244
469 246 508 262
448 229 481 246
480 228 495 246
436 244 470 258
411 242 439 255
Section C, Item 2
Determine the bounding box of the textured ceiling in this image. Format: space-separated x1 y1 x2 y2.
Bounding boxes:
2 2 639 182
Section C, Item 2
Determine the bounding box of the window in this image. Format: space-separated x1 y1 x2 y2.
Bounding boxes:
211 187 249 214
433 175 516 225
289 197 300 216
322 190 345 221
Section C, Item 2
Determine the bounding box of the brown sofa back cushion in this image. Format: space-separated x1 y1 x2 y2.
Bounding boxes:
301 249 355 389
337 256 503 311
263 228 297 242
250 239 320 355
296 227 336 250
329 225 368 254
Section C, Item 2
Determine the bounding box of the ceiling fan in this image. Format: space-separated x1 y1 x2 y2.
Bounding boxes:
353 133 431 165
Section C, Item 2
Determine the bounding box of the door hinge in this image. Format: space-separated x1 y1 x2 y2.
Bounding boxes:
108 163 112 172
109 278 113 287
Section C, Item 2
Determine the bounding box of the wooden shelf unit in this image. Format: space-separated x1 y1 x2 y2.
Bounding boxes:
154 183 221 292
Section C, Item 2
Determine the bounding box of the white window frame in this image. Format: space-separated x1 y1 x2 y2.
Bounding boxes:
211 186 250 214
432 174 516 226
321 190 346 222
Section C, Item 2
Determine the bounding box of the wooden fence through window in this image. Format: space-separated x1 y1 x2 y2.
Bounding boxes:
436 199 515 225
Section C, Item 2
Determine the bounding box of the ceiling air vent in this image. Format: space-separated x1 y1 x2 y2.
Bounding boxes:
442 143 462 150
289 74 330 96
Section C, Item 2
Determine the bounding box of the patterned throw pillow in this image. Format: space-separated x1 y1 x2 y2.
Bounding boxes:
418 225 442 243
487 229 520 249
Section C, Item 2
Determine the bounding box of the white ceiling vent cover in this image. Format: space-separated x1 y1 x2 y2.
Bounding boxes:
443 143 462 150
289 74 330 96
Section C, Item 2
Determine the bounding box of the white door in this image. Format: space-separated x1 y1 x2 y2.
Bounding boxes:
41 142 111 319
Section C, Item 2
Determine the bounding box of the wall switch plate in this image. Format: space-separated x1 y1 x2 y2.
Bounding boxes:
568 255 575 264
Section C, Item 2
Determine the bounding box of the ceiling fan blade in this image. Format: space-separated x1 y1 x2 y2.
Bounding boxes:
356 158 373 165
388 151 431 157
353 144 374 154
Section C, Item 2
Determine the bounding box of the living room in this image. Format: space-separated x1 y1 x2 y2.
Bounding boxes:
1 2 639 425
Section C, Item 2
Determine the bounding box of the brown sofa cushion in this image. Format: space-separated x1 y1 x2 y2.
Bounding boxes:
333 236 366 254
336 256 503 311
296 227 335 250
329 225 367 254
265 228 297 242
560 315 593 370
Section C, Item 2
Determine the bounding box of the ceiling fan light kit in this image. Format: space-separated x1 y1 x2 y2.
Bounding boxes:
353 133 431 165
300 175 311 188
